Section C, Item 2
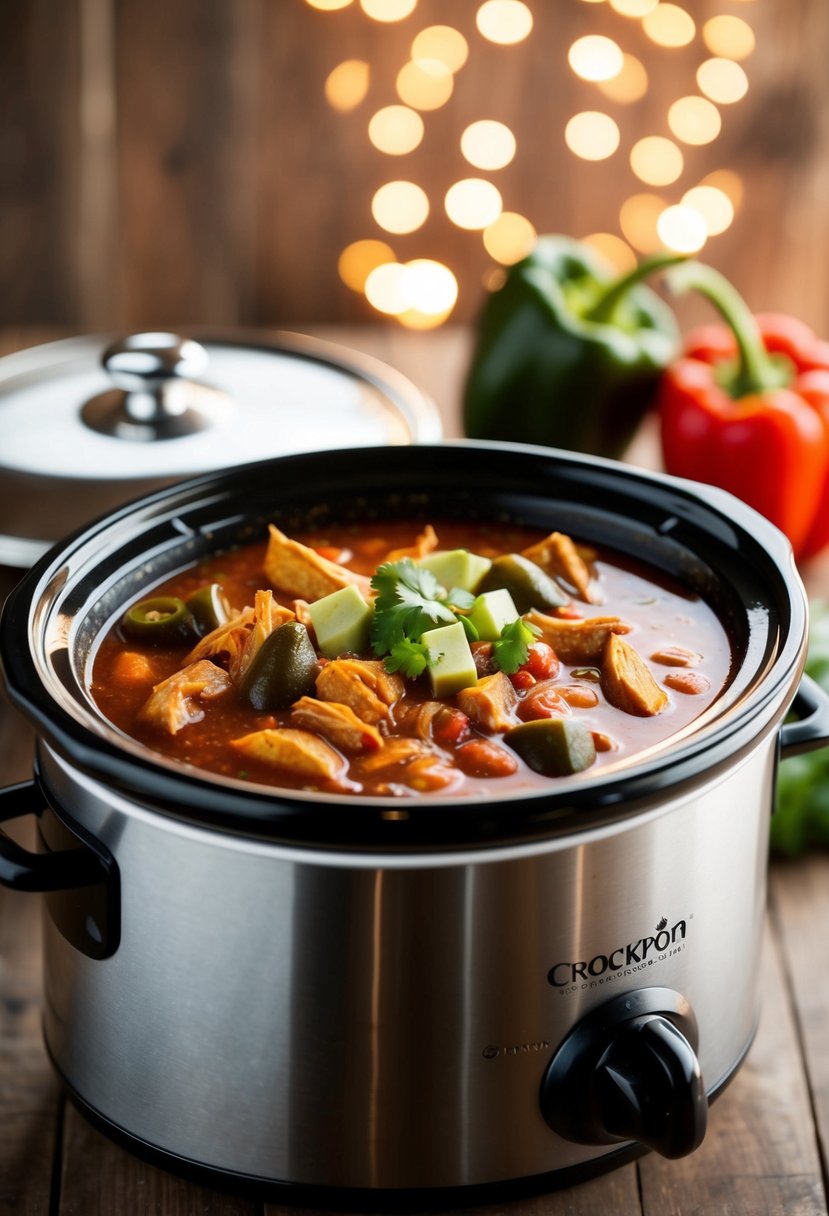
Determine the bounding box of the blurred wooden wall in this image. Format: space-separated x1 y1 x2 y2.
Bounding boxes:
1 0 828 332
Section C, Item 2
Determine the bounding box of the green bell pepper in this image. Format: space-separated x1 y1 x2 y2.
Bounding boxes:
463 235 683 458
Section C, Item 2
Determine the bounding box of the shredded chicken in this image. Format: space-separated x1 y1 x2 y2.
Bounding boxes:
602 634 668 717
522 531 597 603
233 590 295 683
385 524 439 563
456 671 519 734
185 606 255 669
263 524 371 601
291 696 383 752
231 728 345 780
316 659 404 725
138 661 232 735
524 611 630 664
292 598 315 634
359 737 433 770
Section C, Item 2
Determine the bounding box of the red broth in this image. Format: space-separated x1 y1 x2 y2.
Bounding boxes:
90 520 733 799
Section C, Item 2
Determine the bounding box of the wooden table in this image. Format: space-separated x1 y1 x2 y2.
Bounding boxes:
1 326 829 1215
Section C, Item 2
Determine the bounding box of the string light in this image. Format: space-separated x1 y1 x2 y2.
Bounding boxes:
461 121 516 170
582 232 637 273
668 96 722 145
697 58 749 104
597 54 648 103
568 36 624 82
642 4 695 48
324 61 370 111
371 181 429 233
630 136 684 186
360 0 417 21
609 0 658 15
681 186 734 235
565 112 620 160
396 58 454 110
476 1 533 45
483 212 537 264
411 26 468 72
368 105 424 154
338 240 395 291
703 15 755 60
657 204 708 253
620 193 666 252
445 179 503 229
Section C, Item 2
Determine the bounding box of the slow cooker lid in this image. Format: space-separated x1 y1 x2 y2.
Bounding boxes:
0 330 441 566
1 442 806 851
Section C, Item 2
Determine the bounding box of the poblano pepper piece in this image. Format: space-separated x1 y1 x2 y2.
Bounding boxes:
463 236 683 458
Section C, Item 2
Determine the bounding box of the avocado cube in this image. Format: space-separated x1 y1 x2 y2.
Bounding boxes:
467 589 520 642
307 585 372 659
423 621 478 698
417 549 493 594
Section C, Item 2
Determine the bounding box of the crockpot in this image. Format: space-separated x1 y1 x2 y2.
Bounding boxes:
1 442 828 1205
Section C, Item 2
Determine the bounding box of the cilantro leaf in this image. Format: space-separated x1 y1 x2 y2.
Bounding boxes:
493 617 542 674
370 559 456 655
384 637 429 679
445 587 476 610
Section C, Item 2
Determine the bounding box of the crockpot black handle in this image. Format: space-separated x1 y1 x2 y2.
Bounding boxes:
780 674 829 759
0 780 107 892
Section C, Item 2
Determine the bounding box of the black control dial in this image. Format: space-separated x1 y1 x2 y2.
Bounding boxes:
540 987 707 1159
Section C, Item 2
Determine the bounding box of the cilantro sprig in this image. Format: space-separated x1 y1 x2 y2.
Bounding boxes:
492 617 541 674
370 559 458 664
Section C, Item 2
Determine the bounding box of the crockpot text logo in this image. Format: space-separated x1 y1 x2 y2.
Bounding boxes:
548 918 688 989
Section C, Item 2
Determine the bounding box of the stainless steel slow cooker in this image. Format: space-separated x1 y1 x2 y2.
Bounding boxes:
1 442 828 1204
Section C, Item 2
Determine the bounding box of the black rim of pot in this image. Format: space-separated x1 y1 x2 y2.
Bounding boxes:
0 441 806 851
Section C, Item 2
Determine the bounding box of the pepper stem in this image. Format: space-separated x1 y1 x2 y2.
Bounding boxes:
584 252 689 324
664 260 792 396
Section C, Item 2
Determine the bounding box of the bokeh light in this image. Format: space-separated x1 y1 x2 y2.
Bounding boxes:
476 1 533 45
396 58 454 110
597 54 648 103
461 120 516 170
630 136 684 186
697 58 749 104
306 0 353 9
445 179 503 229
368 105 424 154
700 168 744 211
360 0 417 20
703 15 755 60
619 193 666 252
338 240 395 291
568 35 624 82
411 25 468 72
324 60 370 111
483 212 537 264
582 232 638 274
642 4 695 48
657 204 708 253
609 0 659 15
365 262 410 314
565 111 620 160
371 180 429 233
681 186 734 235
668 96 722 145
402 259 459 315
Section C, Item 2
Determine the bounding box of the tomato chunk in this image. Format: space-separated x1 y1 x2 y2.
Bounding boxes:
455 739 519 778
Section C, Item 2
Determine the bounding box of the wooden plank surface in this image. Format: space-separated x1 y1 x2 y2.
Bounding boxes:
2 324 829 1214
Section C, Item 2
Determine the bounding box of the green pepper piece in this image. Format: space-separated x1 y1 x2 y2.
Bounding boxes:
121 597 196 646
240 621 319 711
186 584 230 636
505 718 596 777
463 236 685 458
478 554 568 614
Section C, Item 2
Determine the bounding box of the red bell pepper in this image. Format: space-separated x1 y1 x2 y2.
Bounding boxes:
658 262 829 560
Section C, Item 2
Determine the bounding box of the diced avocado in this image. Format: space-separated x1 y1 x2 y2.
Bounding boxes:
417 549 493 594
423 621 478 698
478 554 568 613
308 585 372 659
467 588 520 642
504 719 596 776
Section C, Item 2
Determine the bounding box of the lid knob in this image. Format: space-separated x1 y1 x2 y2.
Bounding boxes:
81 332 234 441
